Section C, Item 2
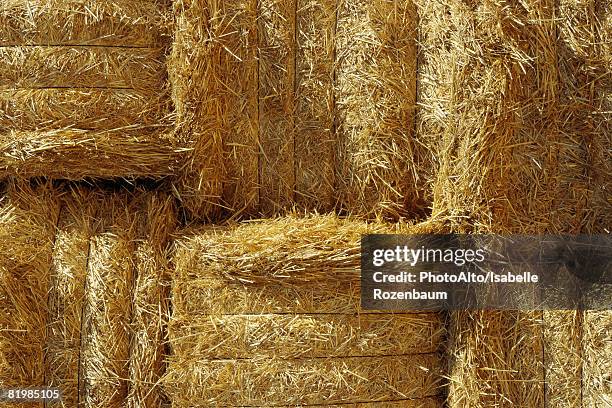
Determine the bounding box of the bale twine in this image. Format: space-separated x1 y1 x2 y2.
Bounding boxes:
165 215 446 406
0 0 179 180
0 180 60 408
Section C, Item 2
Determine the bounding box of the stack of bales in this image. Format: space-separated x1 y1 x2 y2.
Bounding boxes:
171 0 425 220
0 181 175 408
164 215 446 406
415 0 610 406
0 0 179 179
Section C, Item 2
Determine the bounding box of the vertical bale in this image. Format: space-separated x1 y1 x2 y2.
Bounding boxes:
418 1 557 405
80 194 137 408
127 193 176 408
171 0 260 218
335 0 419 219
448 311 544 407
170 0 225 219
583 311 612 406
45 188 98 408
543 311 583 408
258 0 296 214
0 180 60 408
294 0 337 211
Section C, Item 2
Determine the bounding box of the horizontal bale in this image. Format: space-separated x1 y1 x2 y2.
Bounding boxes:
170 312 444 359
0 0 172 47
173 277 361 315
0 128 181 179
0 46 166 89
0 180 60 408
0 88 171 131
164 354 443 406
173 215 394 286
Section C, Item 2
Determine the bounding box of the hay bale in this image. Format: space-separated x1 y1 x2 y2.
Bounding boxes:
294 0 336 211
171 0 259 218
128 193 176 408
335 0 420 219
447 311 544 407
0 46 166 89
79 193 137 407
583 311 612 406
166 355 442 406
166 215 445 406
45 187 99 408
0 89 169 131
0 0 171 47
0 0 180 180
543 310 583 408
0 180 60 408
258 0 296 214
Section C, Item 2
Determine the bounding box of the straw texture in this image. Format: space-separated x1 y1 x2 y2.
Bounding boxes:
0 180 60 408
0 0 171 47
335 0 419 219
293 0 337 211
166 215 445 406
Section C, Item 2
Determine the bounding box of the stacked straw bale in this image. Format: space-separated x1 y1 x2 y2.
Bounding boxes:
165 215 446 406
171 0 259 219
78 190 175 408
173 0 423 219
0 180 60 408
415 0 610 406
293 0 337 212
335 0 421 219
46 187 99 408
1 182 175 407
0 1 180 179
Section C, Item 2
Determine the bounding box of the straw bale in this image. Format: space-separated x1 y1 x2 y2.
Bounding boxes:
165 354 443 406
0 180 60 408
45 187 99 408
447 310 544 407
0 1 178 180
258 0 296 214
0 88 170 131
542 310 583 408
0 129 180 179
167 215 445 406
0 46 166 89
127 193 176 408
170 0 259 218
0 0 172 47
335 0 420 219
294 0 336 211
583 311 612 407
170 312 444 359
79 193 137 408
